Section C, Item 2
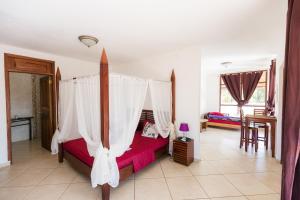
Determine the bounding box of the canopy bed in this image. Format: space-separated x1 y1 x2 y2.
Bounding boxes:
51 49 176 200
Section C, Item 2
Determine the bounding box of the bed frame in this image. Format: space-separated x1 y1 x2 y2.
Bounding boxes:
207 121 240 130
55 49 176 200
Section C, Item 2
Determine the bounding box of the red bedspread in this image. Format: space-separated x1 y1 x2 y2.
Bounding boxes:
63 131 168 172
208 119 240 125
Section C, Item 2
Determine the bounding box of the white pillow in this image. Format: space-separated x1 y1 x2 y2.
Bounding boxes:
142 122 159 139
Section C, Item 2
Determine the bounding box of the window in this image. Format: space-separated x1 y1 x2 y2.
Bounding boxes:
220 71 267 116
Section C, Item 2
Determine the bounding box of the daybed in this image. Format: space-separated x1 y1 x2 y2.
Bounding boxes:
205 112 240 129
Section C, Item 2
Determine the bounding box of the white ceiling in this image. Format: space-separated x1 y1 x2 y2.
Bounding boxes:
0 0 287 65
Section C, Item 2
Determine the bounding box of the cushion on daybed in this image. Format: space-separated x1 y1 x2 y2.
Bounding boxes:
208 112 224 116
63 131 168 172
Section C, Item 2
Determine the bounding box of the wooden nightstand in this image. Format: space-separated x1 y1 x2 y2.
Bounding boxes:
173 137 194 166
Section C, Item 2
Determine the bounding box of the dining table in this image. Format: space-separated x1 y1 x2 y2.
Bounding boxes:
245 114 277 157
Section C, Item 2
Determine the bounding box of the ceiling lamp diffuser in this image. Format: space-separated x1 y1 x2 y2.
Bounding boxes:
78 35 99 47
221 61 232 68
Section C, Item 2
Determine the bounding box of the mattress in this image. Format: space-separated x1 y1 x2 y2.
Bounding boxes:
63 131 168 172
206 112 241 126
208 119 240 125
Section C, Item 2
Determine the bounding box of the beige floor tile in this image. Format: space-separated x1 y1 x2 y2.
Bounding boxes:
4 168 53 187
28 157 59 169
247 194 280 200
39 167 77 185
225 174 275 195
24 184 69 200
188 160 221 175
160 157 192 177
210 196 248 200
213 160 248 174
72 174 90 183
0 168 24 186
135 178 172 200
196 175 242 198
242 159 282 173
135 161 164 179
0 186 34 200
110 180 134 200
166 176 207 200
253 173 281 193
59 183 100 200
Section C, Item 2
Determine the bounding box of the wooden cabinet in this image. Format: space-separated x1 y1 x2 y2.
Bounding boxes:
173 137 194 166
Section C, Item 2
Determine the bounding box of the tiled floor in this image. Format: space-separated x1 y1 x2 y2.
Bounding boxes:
0 128 282 200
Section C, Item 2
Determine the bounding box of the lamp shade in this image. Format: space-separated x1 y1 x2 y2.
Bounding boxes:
179 123 189 132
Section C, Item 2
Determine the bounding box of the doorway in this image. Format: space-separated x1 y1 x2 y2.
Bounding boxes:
4 53 56 162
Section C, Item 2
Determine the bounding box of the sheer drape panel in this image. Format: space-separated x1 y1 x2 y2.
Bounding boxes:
75 74 148 188
51 80 79 154
75 76 101 156
108 74 148 186
75 75 117 188
149 80 172 138
109 75 148 154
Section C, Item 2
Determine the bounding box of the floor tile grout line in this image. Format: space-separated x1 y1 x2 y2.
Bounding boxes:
192 175 210 199
159 160 174 200
223 172 249 197
58 183 72 200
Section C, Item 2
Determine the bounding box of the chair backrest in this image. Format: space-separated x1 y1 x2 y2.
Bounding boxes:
254 109 266 116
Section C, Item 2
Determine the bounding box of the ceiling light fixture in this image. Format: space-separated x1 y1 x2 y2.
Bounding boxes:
221 61 232 68
78 35 99 47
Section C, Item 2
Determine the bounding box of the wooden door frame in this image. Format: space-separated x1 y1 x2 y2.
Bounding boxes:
4 53 56 162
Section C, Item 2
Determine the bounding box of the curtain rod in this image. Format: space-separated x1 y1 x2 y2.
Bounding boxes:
61 72 171 83
220 69 267 76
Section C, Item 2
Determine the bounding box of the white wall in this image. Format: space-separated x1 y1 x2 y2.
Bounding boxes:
113 46 202 159
10 73 33 142
0 43 100 165
200 69 220 116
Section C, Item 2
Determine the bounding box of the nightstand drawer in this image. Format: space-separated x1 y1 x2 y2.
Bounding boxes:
173 146 187 154
173 140 187 147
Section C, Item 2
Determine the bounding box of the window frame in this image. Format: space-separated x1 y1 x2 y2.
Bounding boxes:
219 70 268 112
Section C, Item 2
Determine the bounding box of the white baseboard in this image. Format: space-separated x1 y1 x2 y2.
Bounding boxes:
0 161 11 168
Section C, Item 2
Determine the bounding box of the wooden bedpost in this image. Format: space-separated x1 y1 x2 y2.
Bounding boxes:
171 70 176 123
100 49 110 200
55 68 63 163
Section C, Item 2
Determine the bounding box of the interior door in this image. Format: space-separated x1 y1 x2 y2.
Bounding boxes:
40 76 54 150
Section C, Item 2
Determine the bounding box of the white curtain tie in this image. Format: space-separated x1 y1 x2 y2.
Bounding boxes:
91 146 119 188
51 129 60 154
103 147 109 156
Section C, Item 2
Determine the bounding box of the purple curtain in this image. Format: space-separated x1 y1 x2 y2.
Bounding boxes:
267 60 276 115
242 71 263 105
281 0 300 199
221 73 243 106
221 72 262 107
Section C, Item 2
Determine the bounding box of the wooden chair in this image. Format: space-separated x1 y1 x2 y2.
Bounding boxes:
240 108 259 152
253 109 269 149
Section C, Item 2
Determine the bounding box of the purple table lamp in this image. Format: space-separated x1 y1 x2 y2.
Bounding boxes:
179 123 189 141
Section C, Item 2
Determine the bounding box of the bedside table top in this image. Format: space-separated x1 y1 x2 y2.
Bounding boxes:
175 137 193 143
